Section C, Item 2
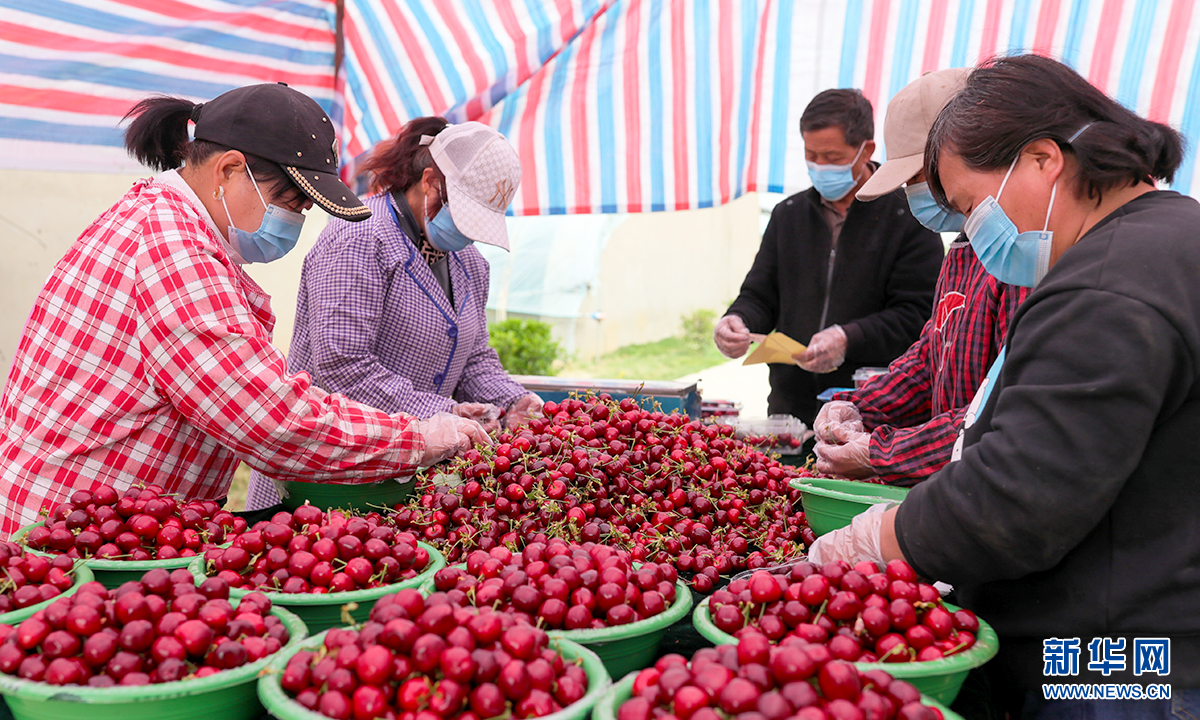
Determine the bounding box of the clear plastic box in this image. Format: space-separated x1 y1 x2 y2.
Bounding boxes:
728 414 808 454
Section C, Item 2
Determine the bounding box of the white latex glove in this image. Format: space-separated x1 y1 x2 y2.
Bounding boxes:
412 413 490 467
806 502 889 567
813 400 863 443
714 314 752 359
814 424 873 478
452 402 502 434
504 393 543 430
796 325 848 374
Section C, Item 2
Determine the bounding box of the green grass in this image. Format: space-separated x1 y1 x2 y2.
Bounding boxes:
227 463 250 512
560 336 728 381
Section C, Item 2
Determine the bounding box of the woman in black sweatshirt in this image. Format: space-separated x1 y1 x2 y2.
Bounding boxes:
808 54 1200 718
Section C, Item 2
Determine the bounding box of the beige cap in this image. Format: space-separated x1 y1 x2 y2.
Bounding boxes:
857 68 970 202
427 122 521 250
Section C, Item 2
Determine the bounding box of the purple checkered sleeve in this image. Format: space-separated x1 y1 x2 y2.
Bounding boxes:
245 194 529 510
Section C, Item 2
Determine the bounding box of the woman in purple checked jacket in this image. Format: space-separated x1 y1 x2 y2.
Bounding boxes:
245 118 542 511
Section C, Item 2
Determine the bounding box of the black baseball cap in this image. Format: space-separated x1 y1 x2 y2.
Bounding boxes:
192 83 370 222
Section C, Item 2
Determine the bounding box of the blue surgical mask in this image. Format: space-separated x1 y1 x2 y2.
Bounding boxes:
221 168 305 264
424 187 474 253
963 154 1057 288
905 181 965 233
806 142 867 201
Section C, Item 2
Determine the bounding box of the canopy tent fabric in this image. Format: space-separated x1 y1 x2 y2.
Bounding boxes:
827 0 1200 196
337 0 795 215
3 0 1200 205
0 0 338 174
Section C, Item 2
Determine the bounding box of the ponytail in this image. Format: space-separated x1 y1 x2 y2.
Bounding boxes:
123 96 197 172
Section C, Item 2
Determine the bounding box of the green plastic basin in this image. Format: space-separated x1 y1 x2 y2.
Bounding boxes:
189 541 445 632
0 564 95 626
692 597 999 705
12 523 205 589
421 565 693 679
260 631 611 720
592 671 965 720
790 478 910 536
271 477 417 513
0 599 307 720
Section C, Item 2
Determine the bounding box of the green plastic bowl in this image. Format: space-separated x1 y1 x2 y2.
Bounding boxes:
189 542 446 632
692 597 999 705
271 477 417 513
12 523 206 589
260 631 611 720
0 599 307 720
0 564 95 626
790 478 910 536
591 671 965 720
421 565 693 678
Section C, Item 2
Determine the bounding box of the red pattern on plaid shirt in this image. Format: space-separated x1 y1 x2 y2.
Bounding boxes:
833 242 1030 485
0 179 424 536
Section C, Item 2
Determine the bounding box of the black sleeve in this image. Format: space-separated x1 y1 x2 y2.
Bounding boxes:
842 221 943 362
725 206 783 334
894 287 1187 585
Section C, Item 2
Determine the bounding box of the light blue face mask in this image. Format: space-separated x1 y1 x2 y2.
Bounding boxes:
963 153 1057 288
424 187 474 253
806 142 867 201
221 168 305 264
905 181 965 233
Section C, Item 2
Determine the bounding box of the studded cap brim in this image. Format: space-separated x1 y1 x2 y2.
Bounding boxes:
284 166 372 222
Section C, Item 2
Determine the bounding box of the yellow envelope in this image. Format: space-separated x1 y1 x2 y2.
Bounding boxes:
742 332 807 366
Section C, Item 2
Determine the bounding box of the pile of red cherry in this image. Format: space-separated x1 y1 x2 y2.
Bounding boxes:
430 540 679 630
396 394 816 592
706 561 979 663
0 568 289 686
200 505 432 594
22 485 243 561
617 633 944 720
0 541 79 614
277 588 592 720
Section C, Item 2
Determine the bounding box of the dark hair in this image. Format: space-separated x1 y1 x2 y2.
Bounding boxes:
925 53 1184 207
362 116 450 194
123 95 302 206
800 89 874 146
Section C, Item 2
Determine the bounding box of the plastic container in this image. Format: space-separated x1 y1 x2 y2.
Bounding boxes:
853 367 890 388
12 523 204 589
260 631 611 720
0 601 307 720
0 564 95 626
271 477 418 513
591 671 966 720
421 566 693 678
692 597 999 705
729 415 809 455
188 542 446 632
790 478 910 536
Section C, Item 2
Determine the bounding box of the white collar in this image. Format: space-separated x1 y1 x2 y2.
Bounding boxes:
153 169 247 265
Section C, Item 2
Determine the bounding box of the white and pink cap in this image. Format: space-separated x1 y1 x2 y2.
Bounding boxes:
423 122 521 250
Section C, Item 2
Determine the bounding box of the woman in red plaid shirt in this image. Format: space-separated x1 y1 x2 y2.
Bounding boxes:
811 69 1029 486
0 84 486 536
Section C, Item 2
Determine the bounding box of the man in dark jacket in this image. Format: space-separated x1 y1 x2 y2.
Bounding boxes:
715 89 944 425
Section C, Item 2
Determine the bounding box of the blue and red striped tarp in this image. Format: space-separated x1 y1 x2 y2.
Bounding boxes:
338 0 795 215
4 0 1200 210
0 0 338 174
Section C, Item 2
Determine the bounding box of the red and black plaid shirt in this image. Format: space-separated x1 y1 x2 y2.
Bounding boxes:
833 240 1029 485
0 176 424 536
